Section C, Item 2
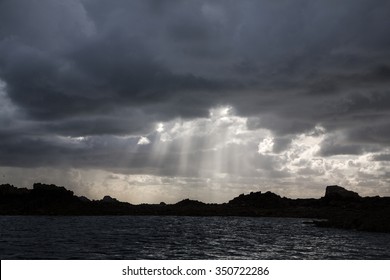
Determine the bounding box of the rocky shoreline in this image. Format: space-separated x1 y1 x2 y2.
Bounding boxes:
1 183 389 233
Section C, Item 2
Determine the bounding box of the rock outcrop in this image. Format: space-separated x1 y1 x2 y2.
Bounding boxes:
175 199 205 207
101 195 119 203
228 191 290 208
324 185 360 200
0 184 29 195
1 183 390 233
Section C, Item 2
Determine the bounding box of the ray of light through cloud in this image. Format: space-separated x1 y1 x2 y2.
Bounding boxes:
0 0 389 203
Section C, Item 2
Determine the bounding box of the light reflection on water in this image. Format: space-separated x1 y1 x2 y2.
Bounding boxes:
0 216 389 259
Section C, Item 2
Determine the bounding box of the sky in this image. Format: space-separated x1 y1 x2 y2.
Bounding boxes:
0 0 390 204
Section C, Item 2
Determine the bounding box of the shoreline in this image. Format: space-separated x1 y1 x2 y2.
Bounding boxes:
1 183 390 233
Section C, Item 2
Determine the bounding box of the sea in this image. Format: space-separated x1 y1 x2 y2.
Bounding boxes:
0 216 389 259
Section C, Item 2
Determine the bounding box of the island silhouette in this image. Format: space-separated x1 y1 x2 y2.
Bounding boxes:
1 183 389 233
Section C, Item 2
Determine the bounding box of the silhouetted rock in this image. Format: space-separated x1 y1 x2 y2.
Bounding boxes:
0 184 15 194
101 195 119 203
175 199 205 207
32 183 74 199
228 191 290 208
0 184 29 195
324 185 360 200
78 196 90 202
1 182 389 233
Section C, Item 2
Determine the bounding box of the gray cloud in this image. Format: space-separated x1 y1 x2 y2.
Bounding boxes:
0 0 390 200
372 154 390 162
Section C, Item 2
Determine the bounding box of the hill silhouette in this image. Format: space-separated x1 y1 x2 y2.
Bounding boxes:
1 183 389 233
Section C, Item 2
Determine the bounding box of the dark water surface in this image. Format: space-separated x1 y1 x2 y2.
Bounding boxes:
1 216 389 259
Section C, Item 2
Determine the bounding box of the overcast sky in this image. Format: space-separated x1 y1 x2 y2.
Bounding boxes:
1 0 389 203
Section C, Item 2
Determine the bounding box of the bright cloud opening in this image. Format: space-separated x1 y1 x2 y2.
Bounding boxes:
137 136 151 145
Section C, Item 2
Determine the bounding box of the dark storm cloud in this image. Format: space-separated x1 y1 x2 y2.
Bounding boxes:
0 32 226 121
0 0 390 170
272 138 292 154
372 154 390 162
44 115 151 137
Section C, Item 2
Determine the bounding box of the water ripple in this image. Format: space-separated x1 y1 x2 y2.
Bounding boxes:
0 216 389 259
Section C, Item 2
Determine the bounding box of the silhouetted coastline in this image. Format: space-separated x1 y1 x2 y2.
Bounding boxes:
1 183 389 233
